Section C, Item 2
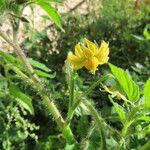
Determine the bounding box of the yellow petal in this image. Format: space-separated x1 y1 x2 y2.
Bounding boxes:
75 44 84 58
85 39 98 54
73 63 85 70
99 56 109 65
68 53 85 70
98 41 109 56
97 41 109 64
82 45 94 58
84 57 99 74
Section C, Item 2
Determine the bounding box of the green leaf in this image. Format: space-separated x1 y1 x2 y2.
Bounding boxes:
109 96 126 124
0 116 5 134
131 34 145 41
138 116 150 121
33 1 62 29
140 140 150 150
35 70 56 78
109 63 140 102
143 25 150 40
0 51 16 63
9 84 34 115
144 79 150 108
65 144 76 150
0 0 6 15
29 58 51 72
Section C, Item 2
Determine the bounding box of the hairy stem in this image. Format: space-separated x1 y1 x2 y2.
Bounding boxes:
66 69 108 149
0 30 76 144
66 74 112 123
86 74 113 95
82 98 107 150
68 70 75 112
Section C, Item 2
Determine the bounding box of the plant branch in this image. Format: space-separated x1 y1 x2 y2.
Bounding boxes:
82 98 107 150
68 70 75 110
66 74 112 123
0 30 76 145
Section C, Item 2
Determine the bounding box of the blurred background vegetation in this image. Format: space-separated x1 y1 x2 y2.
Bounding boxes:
0 0 150 149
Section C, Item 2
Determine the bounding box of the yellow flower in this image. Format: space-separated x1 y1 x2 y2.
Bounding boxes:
68 39 109 74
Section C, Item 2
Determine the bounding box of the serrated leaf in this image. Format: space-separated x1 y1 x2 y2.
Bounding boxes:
109 96 126 123
144 79 150 108
29 58 51 72
9 84 34 115
35 70 56 78
109 63 140 102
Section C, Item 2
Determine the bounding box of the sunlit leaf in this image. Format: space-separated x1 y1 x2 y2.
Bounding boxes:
143 25 150 40
35 70 56 78
109 63 140 102
0 51 16 63
144 79 150 108
65 144 76 150
138 116 150 121
0 0 6 15
32 0 62 29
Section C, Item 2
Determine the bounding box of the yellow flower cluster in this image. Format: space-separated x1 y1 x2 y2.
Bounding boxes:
68 39 109 74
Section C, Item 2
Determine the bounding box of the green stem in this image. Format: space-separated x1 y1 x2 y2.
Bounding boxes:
86 74 113 95
66 74 112 123
117 121 131 149
68 70 75 111
12 64 76 144
65 69 108 149
76 74 113 109
118 106 142 149
0 30 76 145
82 98 107 150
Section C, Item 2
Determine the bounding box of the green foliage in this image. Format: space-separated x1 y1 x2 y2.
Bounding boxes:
0 50 55 80
32 0 62 29
9 84 34 115
144 79 150 108
104 64 150 149
29 58 51 72
0 74 39 150
0 0 62 29
0 0 6 15
0 0 150 149
109 97 126 124
144 24 150 41
29 58 56 78
109 63 140 102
